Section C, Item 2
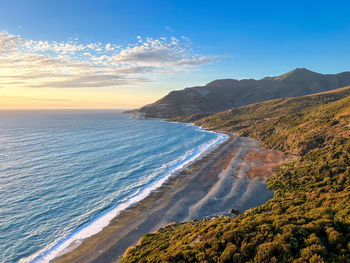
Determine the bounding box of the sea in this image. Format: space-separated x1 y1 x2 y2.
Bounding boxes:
0 110 227 263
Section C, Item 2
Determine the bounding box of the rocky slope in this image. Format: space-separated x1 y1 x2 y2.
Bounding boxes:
132 68 350 118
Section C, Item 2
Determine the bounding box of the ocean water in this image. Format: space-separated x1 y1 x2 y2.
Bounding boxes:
0 110 226 263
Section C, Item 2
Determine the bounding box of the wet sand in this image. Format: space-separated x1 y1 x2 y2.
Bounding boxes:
54 135 287 263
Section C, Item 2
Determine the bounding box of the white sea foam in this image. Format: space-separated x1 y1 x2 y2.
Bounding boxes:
24 130 229 263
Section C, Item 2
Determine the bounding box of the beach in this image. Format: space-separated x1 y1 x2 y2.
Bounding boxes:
54 134 287 263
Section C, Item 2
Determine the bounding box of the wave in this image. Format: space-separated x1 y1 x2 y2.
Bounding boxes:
23 129 229 263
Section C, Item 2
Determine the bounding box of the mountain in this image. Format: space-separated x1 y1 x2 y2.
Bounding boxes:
132 68 350 118
122 86 350 263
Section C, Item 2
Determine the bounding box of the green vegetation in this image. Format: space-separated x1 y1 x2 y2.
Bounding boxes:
122 87 350 263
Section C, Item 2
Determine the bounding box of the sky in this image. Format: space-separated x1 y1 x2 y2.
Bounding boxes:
0 0 350 109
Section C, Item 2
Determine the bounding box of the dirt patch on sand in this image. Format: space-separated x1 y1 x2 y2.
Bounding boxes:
240 148 289 180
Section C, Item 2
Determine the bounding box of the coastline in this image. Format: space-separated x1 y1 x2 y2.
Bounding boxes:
53 134 288 263
25 125 227 263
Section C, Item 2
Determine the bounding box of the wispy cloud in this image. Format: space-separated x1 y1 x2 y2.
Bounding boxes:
0 31 212 88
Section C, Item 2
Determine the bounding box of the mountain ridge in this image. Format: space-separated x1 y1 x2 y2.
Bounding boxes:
132 68 350 118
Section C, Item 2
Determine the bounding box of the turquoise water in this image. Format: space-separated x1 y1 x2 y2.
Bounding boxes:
0 110 226 262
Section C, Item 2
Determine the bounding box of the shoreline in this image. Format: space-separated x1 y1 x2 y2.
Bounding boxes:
26 126 227 263
53 134 288 263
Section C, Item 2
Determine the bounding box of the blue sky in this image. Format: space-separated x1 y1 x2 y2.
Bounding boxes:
0 0 350 108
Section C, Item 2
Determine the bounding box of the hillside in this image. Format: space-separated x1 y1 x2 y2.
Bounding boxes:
121 87 350 262
132 68 350 118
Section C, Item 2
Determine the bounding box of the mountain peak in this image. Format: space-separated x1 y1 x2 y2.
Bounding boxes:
275 68 317 81
291 67 310 72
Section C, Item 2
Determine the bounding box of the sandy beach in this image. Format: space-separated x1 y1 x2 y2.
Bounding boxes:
54 135 287 263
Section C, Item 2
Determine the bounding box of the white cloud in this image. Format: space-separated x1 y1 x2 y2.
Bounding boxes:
0 31 212 88
0 32 22 55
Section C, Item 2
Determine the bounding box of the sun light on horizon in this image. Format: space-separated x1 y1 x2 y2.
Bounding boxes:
0 31 212 109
